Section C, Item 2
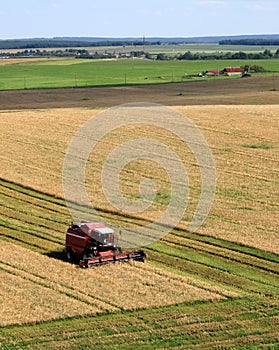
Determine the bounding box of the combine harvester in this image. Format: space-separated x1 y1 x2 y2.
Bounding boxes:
66 221 146 268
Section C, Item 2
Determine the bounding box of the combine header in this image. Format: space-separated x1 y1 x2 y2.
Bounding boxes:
66 221 146 268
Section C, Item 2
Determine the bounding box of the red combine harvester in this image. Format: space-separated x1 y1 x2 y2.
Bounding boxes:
66 221 146 268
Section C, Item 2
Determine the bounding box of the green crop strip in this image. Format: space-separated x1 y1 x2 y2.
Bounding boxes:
0 297 278 349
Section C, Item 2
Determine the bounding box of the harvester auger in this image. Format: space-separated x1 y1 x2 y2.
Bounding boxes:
66 221 146 268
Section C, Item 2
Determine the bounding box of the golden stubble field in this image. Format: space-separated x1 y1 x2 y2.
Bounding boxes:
0 105 278 253
0 241 234 326
0 57 61 66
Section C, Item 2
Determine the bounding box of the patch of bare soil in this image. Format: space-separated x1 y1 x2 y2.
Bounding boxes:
0 76 278 110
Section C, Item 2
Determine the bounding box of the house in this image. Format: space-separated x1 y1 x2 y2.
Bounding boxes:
223 67 243 76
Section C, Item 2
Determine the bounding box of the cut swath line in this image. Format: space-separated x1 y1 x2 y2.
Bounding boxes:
131 261 239 299
0 202 65 237
0 210 64 244
0 240 226 327
0 186 68 218
0 262 115 313
164 234 279 274
147 245 279 294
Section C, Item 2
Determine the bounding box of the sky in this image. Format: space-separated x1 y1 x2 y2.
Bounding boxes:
0 0 278 39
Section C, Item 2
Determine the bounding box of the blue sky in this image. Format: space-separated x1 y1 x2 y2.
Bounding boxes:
0 0 278 39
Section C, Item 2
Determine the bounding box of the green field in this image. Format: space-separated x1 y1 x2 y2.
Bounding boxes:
0 58 279 90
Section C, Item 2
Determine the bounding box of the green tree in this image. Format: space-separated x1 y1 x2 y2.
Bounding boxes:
156 53 167 60
263 49 273 57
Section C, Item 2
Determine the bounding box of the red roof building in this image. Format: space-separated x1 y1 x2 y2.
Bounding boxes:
223 67 243 76
205 70 223 76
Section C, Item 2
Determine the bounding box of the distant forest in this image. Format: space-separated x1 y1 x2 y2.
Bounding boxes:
0 40 157 50
219 39 279 46
176 49 279 61
1 35 279 50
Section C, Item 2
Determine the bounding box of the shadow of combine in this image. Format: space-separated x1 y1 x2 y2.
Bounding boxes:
44 249 68 262
44 250 82 269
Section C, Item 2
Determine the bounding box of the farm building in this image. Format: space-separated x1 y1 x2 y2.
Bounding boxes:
205 70 223 76
223 67 243 76
203 67 243 77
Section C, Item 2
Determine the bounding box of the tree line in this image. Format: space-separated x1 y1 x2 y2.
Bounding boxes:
219 39 279 46
0 48 150 59
0 39 159 50
172 49 279 61
0 48 91 58
1 48 279 61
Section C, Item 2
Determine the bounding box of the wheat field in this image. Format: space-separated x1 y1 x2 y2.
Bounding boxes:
0 241 234 326
0 102 278 348
0 105 278 252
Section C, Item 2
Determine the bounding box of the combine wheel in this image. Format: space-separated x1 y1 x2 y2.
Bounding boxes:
66 248 76 263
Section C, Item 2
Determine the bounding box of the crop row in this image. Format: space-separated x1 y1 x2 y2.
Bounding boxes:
2 176 277 264
1 105 278 253
1 175 278 268
146 244 279 297
0 261 105 326
1 296 278 349
0 178 278 348
164 232 279 272
0 240 226 327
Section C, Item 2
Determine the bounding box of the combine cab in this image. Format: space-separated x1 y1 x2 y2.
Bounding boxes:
66 221 146 267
